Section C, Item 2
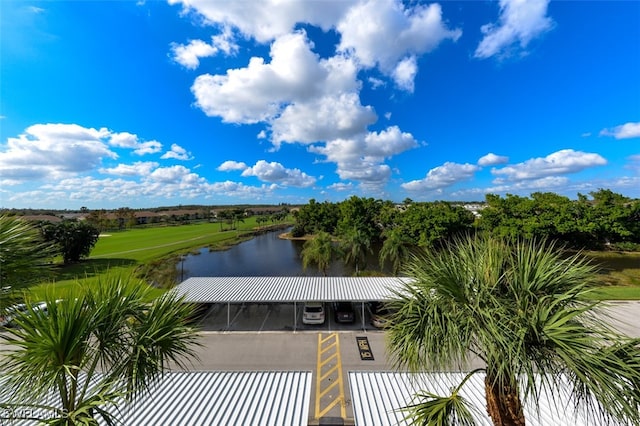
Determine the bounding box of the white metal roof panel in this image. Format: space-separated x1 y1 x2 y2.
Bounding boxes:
4 371 312 426
349 371 600 426
174 276 411 303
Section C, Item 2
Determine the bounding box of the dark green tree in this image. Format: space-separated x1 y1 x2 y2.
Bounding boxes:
378 228 412 275
339 227 372 274
41 220 100 264
301 231 337 276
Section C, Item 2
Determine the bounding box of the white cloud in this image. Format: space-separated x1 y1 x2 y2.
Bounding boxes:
217 160 248 171
109 131 163 155
491 149 606 181
478 152 509 166
337 1 461 74
171 39 219 69
327 182 354 191
100 161 158 177
161 143 193 160
241 160 316 187
599 122 640 139
402 162 480 192
0 123 117 182
392 56 418 92
309 126 418 187
209 181 278 199
148 165 198 183
133 141 163 156
170 29 239 69
368 77 385 90
452 175 569 198
475 0 553 59
271 92 376 146
168 0 351 43
192 31 331 124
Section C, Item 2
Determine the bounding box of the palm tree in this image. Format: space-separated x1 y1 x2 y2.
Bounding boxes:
301 231 336 276
387 235 640 426
0 274 200 425
378 228 412 275
339 228 372 275
0 215 55 311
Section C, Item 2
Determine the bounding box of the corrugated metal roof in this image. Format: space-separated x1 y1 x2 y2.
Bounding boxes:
4 371 312 426
349 371 597 426
174 276 412 303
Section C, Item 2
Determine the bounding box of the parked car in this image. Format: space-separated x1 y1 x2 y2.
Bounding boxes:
333 302 355 323
302 302 325 325
369 301 393 329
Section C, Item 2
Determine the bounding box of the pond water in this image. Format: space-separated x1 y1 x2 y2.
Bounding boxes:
178 229 387 279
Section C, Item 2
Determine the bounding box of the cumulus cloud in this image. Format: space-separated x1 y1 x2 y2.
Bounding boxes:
475 0 554 59
309 126 418 187
271 92 376 146
600 122 640 139
402 162 480 192
192 31 332 124
0 123 117 182
161 143 193 160
392 56 418 92
478 152 509 166
109 131 163 155
327 182 354 191
452 175 569 198
100 161 158 177
241 160 316 187
337 1 461 74
217 160 248 171
169 0 350 43
491 149 606 181
170 29 239 69
171 39 218 69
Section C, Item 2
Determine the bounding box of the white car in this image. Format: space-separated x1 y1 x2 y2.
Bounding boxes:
302 302 325 325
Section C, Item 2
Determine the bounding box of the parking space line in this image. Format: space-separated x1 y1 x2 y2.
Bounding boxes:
315 333 346 420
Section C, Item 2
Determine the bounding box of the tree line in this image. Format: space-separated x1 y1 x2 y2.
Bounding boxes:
294 190 640 274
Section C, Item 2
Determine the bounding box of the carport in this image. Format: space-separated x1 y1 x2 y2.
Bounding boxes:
173 276 412 331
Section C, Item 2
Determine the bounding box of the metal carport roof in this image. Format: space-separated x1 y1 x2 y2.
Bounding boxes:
174 276 412 303
4 371 312 426
349 371 597 426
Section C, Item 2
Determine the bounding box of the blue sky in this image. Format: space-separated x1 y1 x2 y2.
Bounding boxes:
1 0 639 209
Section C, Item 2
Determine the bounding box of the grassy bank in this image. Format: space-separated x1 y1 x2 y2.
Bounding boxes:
29 219 291 300
585 251 640 300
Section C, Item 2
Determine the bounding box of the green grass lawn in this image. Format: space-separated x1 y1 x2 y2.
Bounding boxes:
584 251 640 300
29 218 291 300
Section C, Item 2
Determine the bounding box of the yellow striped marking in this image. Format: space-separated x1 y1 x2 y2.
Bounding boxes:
315 333 346 419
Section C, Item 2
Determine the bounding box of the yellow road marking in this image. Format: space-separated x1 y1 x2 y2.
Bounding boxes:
315 333 346 419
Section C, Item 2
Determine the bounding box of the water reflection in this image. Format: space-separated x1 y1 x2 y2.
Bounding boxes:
179 229 387 279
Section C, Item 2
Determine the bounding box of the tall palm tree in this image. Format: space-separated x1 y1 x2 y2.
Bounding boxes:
301 231 336 276
387 235 640 426
378 228 413 275
0 215 55 311
0 274 200 425
339 228 372 275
